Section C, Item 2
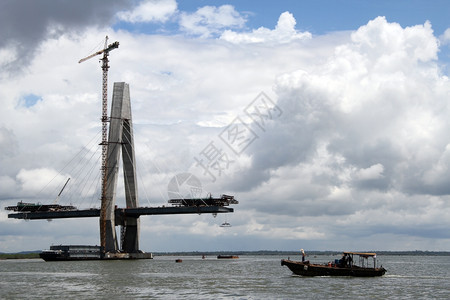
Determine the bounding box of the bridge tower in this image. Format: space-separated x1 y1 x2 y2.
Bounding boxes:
103 82 140 253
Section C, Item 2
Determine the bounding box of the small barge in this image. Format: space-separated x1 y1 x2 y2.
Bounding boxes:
39 245 103 261
39 245 153 261
217 255 239 259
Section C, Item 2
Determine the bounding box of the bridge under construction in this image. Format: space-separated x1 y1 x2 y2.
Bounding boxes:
7 81 237 259
6 38 237 259
7 199 235 222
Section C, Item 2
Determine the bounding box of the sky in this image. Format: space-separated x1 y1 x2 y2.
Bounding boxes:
1 0 450 253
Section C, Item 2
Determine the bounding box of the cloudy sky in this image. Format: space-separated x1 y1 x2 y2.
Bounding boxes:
1 0 450 253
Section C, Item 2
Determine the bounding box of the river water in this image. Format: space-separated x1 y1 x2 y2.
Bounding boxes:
1 254 449 299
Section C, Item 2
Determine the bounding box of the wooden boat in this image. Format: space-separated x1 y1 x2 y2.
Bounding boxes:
281 252 386 277
217 255 239 259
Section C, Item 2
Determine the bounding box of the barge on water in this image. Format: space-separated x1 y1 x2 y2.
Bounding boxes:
39 245 153 261
217 255 239 259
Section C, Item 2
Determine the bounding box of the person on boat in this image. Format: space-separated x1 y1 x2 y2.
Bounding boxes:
301 249 306 262
340 253 348 267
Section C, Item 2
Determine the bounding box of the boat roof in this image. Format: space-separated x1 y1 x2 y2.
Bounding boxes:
343 251 377 257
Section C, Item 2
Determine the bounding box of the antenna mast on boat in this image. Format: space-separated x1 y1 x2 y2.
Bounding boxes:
79 36 119 250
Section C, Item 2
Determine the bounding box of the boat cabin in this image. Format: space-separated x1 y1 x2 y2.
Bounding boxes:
342 252 378 269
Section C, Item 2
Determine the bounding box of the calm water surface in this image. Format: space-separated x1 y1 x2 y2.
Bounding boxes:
1 255 449 299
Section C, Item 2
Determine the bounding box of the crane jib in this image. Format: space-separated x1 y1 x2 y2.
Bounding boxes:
78 41 119 63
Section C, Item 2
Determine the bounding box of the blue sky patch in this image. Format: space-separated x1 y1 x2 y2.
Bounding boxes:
21 94 42 107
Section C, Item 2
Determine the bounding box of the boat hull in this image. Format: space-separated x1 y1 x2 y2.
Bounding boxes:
217 255 239 259
39 245 153 261
281 259 386 277
39 251 101 261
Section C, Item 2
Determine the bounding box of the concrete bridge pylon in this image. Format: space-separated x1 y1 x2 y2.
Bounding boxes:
102 82 139 253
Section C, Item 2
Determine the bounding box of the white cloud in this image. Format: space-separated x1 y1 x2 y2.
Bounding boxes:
179 5 246 38
351 17 438 63
422 144 450 187
221 11 311 44
16 168 68 197
0 46 17 69
440 28 450 45
1 7 450 253
116 0 177 23
353 164 384 180
232 15 450 248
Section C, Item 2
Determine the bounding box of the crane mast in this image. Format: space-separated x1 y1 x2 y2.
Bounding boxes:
79 36 119 251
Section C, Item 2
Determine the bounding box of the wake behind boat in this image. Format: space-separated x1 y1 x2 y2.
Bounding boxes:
281 252 386 277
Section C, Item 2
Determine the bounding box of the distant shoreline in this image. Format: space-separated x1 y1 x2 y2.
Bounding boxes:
0 253 40 259
3 250 449 260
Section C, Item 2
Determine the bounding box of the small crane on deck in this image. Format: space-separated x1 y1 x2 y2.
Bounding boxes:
78 36 119 251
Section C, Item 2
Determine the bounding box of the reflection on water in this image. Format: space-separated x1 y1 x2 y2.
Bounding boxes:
1 255 449 299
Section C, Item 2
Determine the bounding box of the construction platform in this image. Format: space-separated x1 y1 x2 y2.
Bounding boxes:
7 205 234 220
